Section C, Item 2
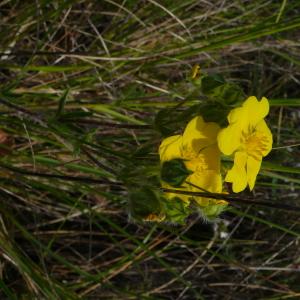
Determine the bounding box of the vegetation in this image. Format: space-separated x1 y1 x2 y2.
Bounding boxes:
0 1 299 299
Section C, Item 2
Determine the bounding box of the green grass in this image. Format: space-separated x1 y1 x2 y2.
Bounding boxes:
0 0 300 299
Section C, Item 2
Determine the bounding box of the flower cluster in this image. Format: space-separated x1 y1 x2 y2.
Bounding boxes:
159 96 273 218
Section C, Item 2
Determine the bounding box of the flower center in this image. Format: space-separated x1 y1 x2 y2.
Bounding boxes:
181 146 208 172
242 131 269 160
181 146 197 160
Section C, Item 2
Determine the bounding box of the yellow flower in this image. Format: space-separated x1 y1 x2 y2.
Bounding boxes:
159 116 224 206
217 96 273 193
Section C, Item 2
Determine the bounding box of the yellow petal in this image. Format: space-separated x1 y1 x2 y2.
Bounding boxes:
182 116 205 146
187 171 222 206
200 145 221 171
225 151 248 193
255 120 273 156
217 125 241 155
189 171 222 192
246 156 262 190
159 135 182 162
227 106 248 129
244 96 269 127
182 116 220 153
227 106 243 123
191 122 220 153
184 145 221 173
228 96 269 129
161 181 191 204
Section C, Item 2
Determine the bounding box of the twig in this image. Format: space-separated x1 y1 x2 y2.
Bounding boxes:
161 188 300 212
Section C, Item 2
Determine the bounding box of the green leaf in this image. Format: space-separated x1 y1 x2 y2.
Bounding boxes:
201 75 245 105
161 159 192 187
55 89 69 117
163 197 190 224
201 74 226 95
87 104 147 125
198 102 230 125
200 202 228 220
59 111 94 119
269 98 300 107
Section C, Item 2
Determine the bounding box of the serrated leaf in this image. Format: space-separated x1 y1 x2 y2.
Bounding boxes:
163 197 190 224
200 201 228 220
198 102 229 125
201 75 245 105
201 74 225 95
